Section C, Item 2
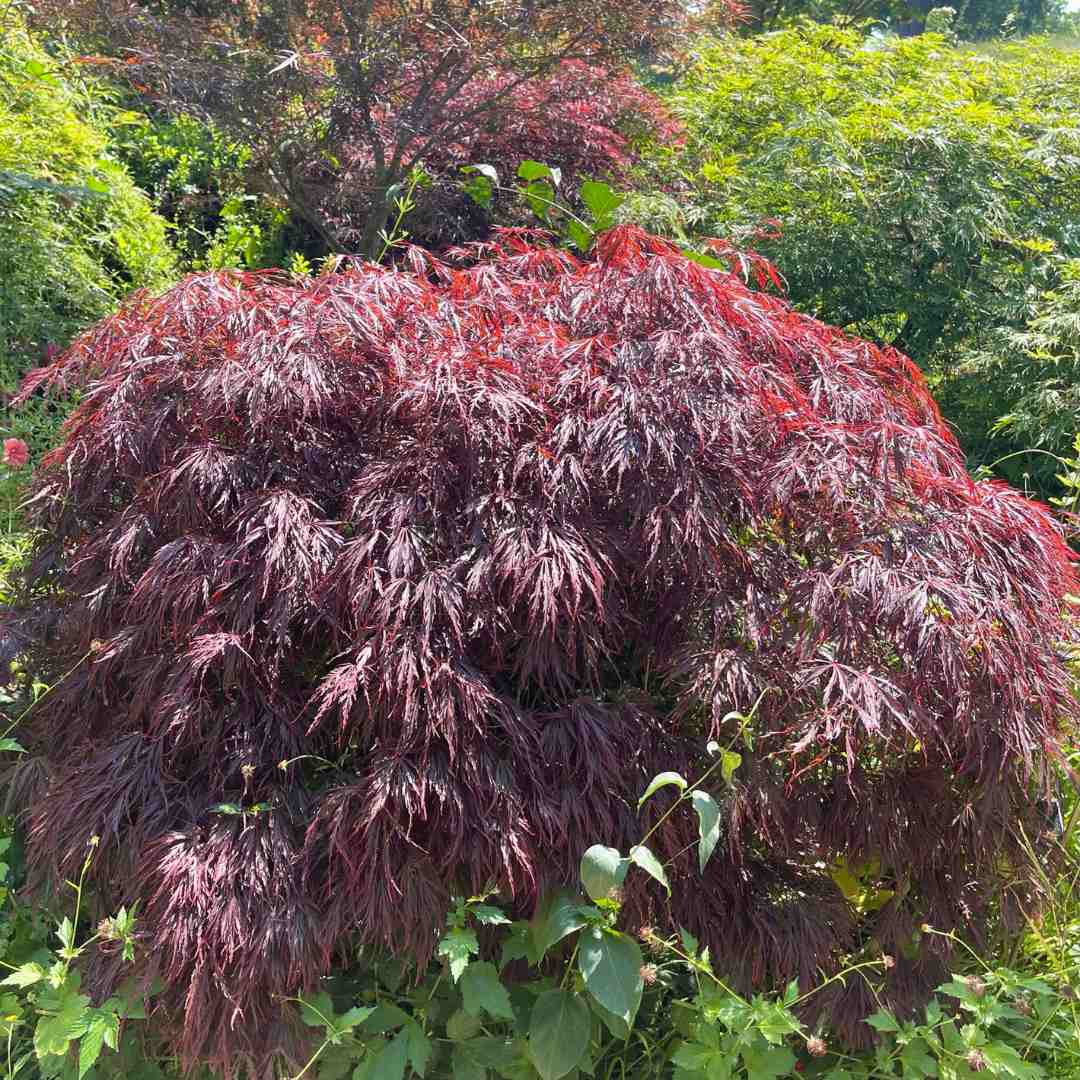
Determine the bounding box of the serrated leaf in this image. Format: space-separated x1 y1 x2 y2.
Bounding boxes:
741 1042 797 1079
34 987 90 1059
358 1002 410 1035
337 1005 375 1033
865 1010 900 1032
981 1042 1044 1078
579 845 628 903
691 790 721 874
2 963 45 988
470 903 511 926
578 927 643 1027
56 917 75 951
528 990 590 1080
438 927 480 982
629 845 670 894
460 962 514 1020
78 1012 119 1079
637 771 687 808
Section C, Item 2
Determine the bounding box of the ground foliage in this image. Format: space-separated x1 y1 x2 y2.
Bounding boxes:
4 225 1079 1073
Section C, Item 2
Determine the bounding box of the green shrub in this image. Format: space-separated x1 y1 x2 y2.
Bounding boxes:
934 259 1080 497
113 112 297 270
642 27 1080 369
0 15 174 425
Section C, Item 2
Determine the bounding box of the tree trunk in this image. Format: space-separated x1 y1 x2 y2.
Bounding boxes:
360 180 395 262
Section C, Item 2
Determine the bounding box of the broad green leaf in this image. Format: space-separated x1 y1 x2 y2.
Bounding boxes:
579 181 624 229
437 926 480 981
980 1042 1044 1078
637 771 688 808
0 739 25 753
337 1006 374 1032
84 176 109 195
740 1042 797 1079
691 791 721 874
446 1009 482 1042
357 1003 410 1036
469 163 499 185
460 962 514 1020
565 219 594 253
577 927 643 1027
2 963 46 988
450 1045 486 1080
523 180 555 222
33 987 90 1059
314 1043 356 1080
370 1030 410 1080
528 990 590 1080
461 174 493 208
299 991 338 1030
629 844 670 894
579 844 628 903
672 1039 732 1078
588 995 630 1040
720 751 742 786
517 161 556 183
898 1038 936 1077
755 1002 802 1044
405 1020 432 1075
500 922 537 969
533 893 594 958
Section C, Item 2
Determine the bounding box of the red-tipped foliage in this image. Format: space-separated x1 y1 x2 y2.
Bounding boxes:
10 226 1080 1070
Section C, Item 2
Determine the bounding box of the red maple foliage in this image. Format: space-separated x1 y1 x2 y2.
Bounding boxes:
43 0 703 256
9 227 1078 1071
314 61 680 251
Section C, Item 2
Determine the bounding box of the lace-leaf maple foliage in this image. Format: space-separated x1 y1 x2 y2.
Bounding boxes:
8 226 1080 1072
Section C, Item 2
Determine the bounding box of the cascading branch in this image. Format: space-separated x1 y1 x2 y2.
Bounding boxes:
8 226 1079 1072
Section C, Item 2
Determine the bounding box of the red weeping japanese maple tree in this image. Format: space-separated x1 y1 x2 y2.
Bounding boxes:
8 226 1080 1070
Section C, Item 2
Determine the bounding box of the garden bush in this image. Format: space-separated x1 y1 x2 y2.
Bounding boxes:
642 27 1080 369
7 226 1080 1073
0 11 174 499
0 14 174 376
113 112 301 271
